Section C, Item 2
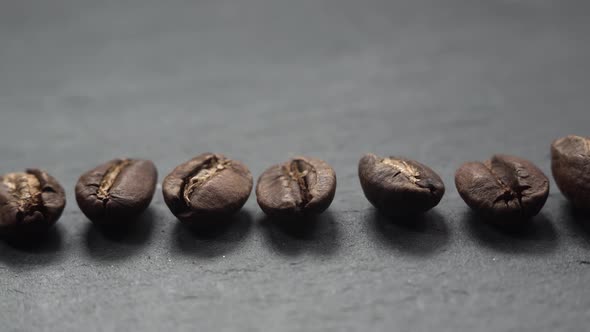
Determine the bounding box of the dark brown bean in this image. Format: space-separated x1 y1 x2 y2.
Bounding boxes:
358 154 445 216
551 135 590 210
455 154 549 222
256 156 336 217
75 159 157 225
162 153 253 223
0 169 66 235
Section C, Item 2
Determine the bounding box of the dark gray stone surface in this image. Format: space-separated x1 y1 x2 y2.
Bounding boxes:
1 0 589 331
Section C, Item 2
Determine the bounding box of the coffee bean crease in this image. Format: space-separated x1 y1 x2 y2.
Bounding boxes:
181 155 231 205
285 159 315 208
96 159 132 201
488 164 530 212
381 158 420 183
2 173 43 222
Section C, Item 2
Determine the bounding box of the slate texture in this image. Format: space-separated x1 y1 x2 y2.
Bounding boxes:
1 1 589 331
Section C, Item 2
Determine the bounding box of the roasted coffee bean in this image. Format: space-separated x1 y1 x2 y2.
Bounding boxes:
256 156 336 217
75 159 157 225
455 154 549 221
358 154 445 216
551 135 590 210
0 169 66 234
163 153 253 223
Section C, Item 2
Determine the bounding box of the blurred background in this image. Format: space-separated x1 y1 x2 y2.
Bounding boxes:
1 1 589 331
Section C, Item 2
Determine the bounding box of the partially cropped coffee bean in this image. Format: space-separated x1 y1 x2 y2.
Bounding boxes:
256 156 336 217
75 159 157 225
0 169 66 235
551 135 590 210
358 154 445 216
455 154 549 221
162 153 253 223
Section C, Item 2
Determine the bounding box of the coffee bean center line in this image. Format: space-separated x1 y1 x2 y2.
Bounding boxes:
182 156 230 205
97 159 132 201
381 158 421 184
486 163 531 212
3 173 43 221
287 159 314 207
584 138 590 155
487 164 518 208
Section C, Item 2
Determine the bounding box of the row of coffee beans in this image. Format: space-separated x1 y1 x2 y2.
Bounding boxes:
0 135 588 235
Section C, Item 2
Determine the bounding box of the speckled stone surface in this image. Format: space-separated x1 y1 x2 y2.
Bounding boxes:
1 1 589 331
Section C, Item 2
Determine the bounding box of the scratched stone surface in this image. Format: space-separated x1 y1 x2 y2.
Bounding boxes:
1 1 589 331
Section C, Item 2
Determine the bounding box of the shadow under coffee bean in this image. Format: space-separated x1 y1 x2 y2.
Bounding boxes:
75 158 158 226
455 154 549 223
358 153 445 217
256 156 337 217
162 153 253 224
0 169 66 236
